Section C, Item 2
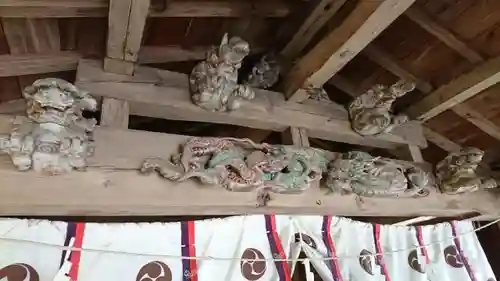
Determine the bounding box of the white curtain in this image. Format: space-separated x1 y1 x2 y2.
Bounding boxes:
0 216 494 281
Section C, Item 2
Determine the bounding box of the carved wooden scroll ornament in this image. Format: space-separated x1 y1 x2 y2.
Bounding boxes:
140 137 442 202
189 33 255 112
436 147 498 194
348 80 416 136
0 78 97 175
326 151 433 198
140 137 328 204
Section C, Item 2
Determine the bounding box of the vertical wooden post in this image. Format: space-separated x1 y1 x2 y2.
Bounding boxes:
100 98 130 128
282 127 309 146
102 0 150 127
408 144 424 163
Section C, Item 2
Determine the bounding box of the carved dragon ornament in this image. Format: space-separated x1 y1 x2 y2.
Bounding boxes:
140 137 441 204
0 78 97 175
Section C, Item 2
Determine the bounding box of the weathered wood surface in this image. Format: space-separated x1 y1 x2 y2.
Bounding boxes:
283 0 417 102
0 114 497 218
75 59 427 149
406 56 500 122
0 1 290 18
0 52 80 77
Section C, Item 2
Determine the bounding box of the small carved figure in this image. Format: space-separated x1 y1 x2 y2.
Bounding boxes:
243 53 280 89
436 147 498 194
326 151 432 198
140 137 329 203
0 78 97 175
348 80 416 136
189 33 255 112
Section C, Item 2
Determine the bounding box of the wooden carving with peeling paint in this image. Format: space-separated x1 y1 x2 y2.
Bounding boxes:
436 147 498 194
189 33 255 112
140 137 328 204
326 151 433 198
0 78 97 175
348 80 416 136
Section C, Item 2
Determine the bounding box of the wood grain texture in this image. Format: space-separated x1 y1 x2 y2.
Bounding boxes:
100 98 130 128
280 0 347 59
0 52 80 77
76 59 427 149
283 0 417 102
282 127 309 146
0 114 496 218
406 55 500 121
405 6 484 64
0 1 290 18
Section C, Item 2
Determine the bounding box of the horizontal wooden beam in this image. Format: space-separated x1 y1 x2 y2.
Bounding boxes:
0 114 496 218
138 46 266 64
405 6 484 64
0 52 80 77
406 56 500 121
75 59 426 149
0 1 291 18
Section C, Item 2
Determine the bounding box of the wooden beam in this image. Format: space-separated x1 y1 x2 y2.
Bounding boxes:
423 127 461 152
362 45 434 93
100 98 130 128
280 0 347 59
0 1 291 18
405 6 484 64
0 52 80 77
105 0 150 75
0 114 497 218
282 0 417 102
453 104 500 141
75 59 427 149
406 56 500 121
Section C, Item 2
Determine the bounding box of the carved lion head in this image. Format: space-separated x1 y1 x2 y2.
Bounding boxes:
23 78 97 123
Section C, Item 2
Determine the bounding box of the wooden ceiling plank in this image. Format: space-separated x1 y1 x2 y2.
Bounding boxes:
405 6 484 64
362 45 434 93
0 114 496 218
283 0 417 102
1 18 61 98
75 59 427 149
0 1 291 18
406 56 500 122
0 52 80 77
280 0 348 60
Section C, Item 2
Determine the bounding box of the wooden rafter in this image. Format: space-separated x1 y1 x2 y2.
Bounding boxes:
405 6 484 64
104 0 150 75
0 1 291 18
329 75 461 155
0 114 496 218
406 55 500 122
280 0 347 60
75 59 426 149
282 0 417 102
400 8 500 142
